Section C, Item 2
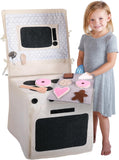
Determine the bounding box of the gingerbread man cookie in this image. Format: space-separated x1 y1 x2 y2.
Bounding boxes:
72 90 88 103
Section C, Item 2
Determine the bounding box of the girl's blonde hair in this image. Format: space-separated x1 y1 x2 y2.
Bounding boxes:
83 1 114 34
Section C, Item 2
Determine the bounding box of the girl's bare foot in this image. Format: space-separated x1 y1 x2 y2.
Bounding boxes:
101 141 111 155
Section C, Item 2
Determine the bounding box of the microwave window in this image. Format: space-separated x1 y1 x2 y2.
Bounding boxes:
20 27 53 48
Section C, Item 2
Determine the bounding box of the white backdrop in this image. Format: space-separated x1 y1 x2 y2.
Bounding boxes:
0 0 119 160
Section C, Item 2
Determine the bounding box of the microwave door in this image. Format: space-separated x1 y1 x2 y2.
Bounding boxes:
20 27 53 48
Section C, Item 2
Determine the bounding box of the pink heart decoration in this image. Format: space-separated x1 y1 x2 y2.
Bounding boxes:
54 87 70 98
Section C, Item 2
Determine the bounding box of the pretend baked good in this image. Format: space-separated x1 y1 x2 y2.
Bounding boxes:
63 73 74 79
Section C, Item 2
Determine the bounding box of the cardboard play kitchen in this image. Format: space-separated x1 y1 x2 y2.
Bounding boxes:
2 9 94 159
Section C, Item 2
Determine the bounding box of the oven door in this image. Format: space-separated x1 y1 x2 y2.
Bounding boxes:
35 113 88 152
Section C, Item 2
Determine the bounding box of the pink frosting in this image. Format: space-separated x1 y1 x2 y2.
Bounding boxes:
54 87 70 98
76 80 91 88
35 78 51 87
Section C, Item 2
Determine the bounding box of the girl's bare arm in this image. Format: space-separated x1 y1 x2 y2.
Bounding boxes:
77 50 84 66
90 52 117 76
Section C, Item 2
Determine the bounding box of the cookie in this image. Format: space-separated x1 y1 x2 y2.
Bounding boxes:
78 72 93 79
54 87 70 98
58 79 72 86
35 78 51 87
72 90 88 103
76 80 91 88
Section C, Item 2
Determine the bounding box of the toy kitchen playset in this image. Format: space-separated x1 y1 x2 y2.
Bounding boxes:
2 9 94 159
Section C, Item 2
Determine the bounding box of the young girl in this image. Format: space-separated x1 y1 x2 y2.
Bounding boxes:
77 1 118 156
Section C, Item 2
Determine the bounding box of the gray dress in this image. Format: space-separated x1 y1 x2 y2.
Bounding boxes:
78 32 118 117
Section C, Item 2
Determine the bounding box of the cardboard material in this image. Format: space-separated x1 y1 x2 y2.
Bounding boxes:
2 9 71 76
2 9 93 159
8 75 93 159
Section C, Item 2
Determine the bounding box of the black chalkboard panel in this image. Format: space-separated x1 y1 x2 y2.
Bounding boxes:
35 114 88 151
20 27 52 48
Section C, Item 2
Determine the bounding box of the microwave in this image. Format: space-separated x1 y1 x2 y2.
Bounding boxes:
19 25 59 49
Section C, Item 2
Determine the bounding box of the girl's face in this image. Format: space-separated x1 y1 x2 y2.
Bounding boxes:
89 9 111 33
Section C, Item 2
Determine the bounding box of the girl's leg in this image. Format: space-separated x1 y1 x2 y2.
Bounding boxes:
93 112 98 143
98 112 111 155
